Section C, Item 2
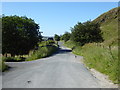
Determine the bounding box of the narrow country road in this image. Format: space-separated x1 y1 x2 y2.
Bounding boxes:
2 42 101 88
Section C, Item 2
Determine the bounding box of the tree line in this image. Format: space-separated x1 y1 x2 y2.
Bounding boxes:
55 21 104 46
2 15 104 57
2 15 42 56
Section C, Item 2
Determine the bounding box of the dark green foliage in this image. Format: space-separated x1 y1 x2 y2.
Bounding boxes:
2 15 42 56
71 21 104 46
54 34 60 41
61 32 71 42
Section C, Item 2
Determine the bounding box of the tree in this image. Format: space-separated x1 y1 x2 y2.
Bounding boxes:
2 15 42 56
54 34 60 41
71 21 103 46
60 35 63 41
54 34 60 46
61 32 71 42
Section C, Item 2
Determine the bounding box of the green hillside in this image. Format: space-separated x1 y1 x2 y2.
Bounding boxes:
93 7 119 46
64 7 119 84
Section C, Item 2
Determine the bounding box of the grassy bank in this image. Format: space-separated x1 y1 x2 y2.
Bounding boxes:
26 40 58 61
2 40 58 71
0 60 8 72
64 41 119 84
26 45 58 61
64 40 79 48
2 56 26 62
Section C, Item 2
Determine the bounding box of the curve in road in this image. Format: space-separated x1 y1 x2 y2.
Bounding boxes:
2 42 101 88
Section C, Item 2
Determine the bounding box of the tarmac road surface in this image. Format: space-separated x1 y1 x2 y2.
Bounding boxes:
2 42 101 88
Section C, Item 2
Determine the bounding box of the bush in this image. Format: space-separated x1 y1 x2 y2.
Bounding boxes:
45 40 55 45
26 45 58 61
61 32 71 42
38 40 55 47
54 34 60 41
2 15 41 56
71 21 103 46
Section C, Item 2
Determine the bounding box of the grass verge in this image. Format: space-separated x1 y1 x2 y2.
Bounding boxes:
26 45 58 61
64 41 119 84
0 60 8 72
1 40 58 71
2 57 26 62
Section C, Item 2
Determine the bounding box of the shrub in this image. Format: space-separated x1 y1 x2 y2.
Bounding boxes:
38 40 55 47
26 45 58 61
2 15 41 56
71 21 103 46
54 34 60 41
61 32 71 42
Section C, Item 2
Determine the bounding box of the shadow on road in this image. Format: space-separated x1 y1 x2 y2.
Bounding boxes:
54 48 72 55
2 47 72 73
59 48 72 53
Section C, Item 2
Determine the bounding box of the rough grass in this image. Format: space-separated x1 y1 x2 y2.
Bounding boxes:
93 7 118 46
64 41 119 84
100 19 118 46
2 57 26 62
26 45 58 61
0 59 8 72
26 40 58 61
63 40 79 48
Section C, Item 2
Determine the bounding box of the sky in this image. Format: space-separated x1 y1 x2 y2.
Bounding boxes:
2 2 118 36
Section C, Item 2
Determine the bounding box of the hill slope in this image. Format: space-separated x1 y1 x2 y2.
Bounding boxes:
93 7 119 46
64 7 119 84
